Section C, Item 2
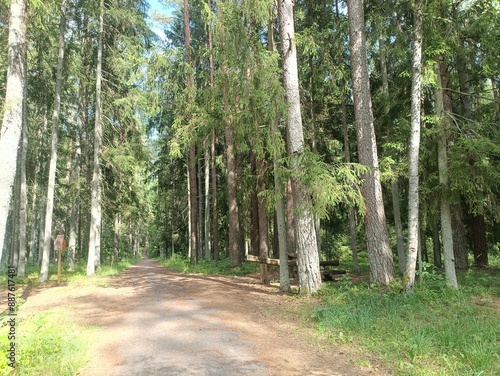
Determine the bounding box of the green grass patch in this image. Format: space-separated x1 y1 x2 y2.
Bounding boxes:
156 254 259 276
0 311 99 376
1 257 141 288
313 270 500 375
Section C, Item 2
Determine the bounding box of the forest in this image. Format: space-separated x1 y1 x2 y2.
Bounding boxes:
1 0 500 292
1 0 500 374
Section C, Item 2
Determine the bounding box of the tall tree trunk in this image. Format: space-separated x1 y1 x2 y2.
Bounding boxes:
211 130 219 261
113 213 119 263
87 0 104 276
435 59 458 288
0 0 27 262
184 0 198 265
68 31 87 269
204 142 211 259
451 203 468 270
28 170 39 264
226 125 241 266
379 24 406 275
392 179 406 274
250 154 260 256
207 0 219 262
347 0 394 284
432 219 442 268
404 0 423 291
279 0 321 295
268 13 290 291
39 0 67 282
256 157 270 284
17 68 28 277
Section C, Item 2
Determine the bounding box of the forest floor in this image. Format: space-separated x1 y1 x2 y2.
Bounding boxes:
16 257 389 376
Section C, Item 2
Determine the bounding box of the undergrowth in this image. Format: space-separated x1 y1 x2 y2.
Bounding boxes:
156 254 259 276
313 267 500 375
0 257 139 375
0 311 98 376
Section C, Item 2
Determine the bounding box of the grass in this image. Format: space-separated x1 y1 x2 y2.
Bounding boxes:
1 257 141 288
0 257 139 375
156 254 259 276
0 311 99 376
313 266 500 375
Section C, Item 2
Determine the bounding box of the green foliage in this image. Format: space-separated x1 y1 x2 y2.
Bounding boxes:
156 254 259 276
314 271 500 375
297 151 368 220
0 311 98 376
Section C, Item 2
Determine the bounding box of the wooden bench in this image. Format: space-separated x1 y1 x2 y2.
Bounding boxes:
245 254 346 282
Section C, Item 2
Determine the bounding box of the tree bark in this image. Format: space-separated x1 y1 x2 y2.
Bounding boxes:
435 59 458 288
432 219 442 268
0 0 27 262
87 0 104 276
347 0 394 284
184 0 198 264
204 141 211 259
17 70 28 277
226 125 241 266
113 213 119 263
40 0 67 282
404 0 423 291
391 179 406 274
279 0 321 295
256 157 270 284
451 203 468 270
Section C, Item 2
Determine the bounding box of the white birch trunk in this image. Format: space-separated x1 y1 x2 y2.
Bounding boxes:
278 0 321 295
39 0 67 282
404 0 424 292
204 141 211 259
0 0 27 262
87 0 104 276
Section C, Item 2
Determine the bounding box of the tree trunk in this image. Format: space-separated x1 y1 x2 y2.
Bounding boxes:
392 179 406 275
471 214 488 266
404 0 423 291
207 0 219 262
451 203 468 270
87 0 104 276
39 0 67 282
211 130 219 261
28 171 38 265
256 157 270 284
226 125 241 266
268 14 290 291
347 0 394 284
184 0 198 265
432 219 442 268
113 213 119 263
279 0 321 295
435 59 458 288
0 0 27 262
204 141 211 259
250 154 260 256
17 75 28 277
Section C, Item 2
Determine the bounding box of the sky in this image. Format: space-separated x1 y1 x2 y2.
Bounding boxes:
147 0 176 41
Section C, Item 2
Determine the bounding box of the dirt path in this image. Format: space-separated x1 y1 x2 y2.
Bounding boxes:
20 258 386 375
